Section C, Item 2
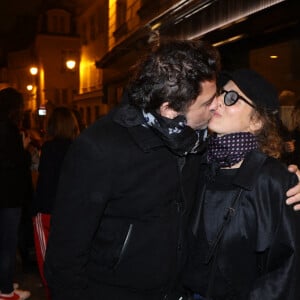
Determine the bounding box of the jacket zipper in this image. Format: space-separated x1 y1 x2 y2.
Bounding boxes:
177 157 186 212
114 223 133 270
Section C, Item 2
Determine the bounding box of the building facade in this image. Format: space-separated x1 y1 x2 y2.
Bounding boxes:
90 0 299 127
7 7 80 130
5 0 300 128
74 0 109 126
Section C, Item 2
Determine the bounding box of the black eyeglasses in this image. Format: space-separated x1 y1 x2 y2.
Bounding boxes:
220 89 256 108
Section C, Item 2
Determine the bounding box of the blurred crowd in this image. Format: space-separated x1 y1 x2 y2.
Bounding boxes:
0 87 84 300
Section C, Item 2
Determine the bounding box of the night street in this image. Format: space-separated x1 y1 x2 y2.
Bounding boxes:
14 254 47 300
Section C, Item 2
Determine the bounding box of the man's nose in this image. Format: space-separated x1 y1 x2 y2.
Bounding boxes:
209 95 219 111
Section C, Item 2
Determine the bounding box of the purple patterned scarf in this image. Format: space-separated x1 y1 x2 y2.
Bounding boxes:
207 132 258 168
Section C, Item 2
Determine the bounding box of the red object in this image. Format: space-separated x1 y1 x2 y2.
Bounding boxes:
32 213 51 300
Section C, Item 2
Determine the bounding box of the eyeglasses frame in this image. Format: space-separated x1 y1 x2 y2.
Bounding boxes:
220 89 256 108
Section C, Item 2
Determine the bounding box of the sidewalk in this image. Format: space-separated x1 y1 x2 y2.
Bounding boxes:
14 254 47 300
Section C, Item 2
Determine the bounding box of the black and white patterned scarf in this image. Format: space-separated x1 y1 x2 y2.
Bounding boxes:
207 132 258 168
142 110 207 156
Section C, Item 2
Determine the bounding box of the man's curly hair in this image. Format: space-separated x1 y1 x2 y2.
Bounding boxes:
127 39 220 112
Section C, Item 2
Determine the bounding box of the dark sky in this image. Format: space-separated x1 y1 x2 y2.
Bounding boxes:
0 0 42 35
0 0 80 66
0 0 43 66
0 0 81 35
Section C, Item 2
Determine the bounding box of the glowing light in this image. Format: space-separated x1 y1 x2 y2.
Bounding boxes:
29 67 38 75
38 106 47 116
151 22 161 30
213 35 245 47
66 60 76 70
26 85 33 91
270 55 278 59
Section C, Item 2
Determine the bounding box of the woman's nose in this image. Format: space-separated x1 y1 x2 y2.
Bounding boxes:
216 92 225 107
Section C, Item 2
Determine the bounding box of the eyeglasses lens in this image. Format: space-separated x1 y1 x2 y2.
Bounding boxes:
224 91 238 106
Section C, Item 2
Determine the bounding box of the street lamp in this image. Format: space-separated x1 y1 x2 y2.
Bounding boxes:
28 66 41 129
29 67 38 75
28 67 38 107
26 84 33 91
65 59 76 70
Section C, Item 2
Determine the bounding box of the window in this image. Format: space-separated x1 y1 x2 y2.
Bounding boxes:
53 16 58 32
82 23 87 44
116 0 126 29
47 9 71 34
90 15 96 41
114 0 128 39
98 9 104 33
60 16 65 33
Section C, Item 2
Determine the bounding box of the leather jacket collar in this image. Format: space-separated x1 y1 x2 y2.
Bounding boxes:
233 150 268 190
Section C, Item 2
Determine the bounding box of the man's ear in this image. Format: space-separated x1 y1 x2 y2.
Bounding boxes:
159 102 179 119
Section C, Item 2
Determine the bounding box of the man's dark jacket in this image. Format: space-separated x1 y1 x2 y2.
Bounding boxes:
44 105 201 300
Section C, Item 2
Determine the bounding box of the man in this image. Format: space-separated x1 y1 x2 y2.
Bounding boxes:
44 40 300 300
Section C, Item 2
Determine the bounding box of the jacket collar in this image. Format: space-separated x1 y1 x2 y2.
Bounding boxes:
128 126 166 152
233 150 267 190
113 104 165 152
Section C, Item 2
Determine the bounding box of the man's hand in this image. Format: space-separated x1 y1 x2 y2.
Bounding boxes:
286 164 300 211
284 140 295 153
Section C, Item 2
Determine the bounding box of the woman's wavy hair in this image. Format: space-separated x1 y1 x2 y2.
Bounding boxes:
127 39 221 112
47 106 79 140
251 108 283 159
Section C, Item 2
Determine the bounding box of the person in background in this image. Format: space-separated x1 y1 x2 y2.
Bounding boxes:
18 126 45 276
0 87 31 300
44 40 300 300
18 127 43 274
284 100 300 166
72 109 86 132
277 108 295 166
183 69 300 299
17 141 36 274
32 107 79 300
26 129 43 179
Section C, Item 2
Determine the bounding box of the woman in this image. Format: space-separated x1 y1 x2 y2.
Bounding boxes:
32 107 79 299
183 69 299 299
